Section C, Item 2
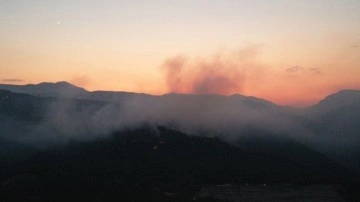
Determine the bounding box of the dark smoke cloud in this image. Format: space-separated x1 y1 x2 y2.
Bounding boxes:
161 48 261 95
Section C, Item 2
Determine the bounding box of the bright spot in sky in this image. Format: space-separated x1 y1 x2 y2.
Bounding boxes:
56 20 61 25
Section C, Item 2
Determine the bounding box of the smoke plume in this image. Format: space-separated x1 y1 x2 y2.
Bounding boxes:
162 48 261 95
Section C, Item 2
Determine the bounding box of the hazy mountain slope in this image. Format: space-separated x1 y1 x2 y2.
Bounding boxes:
234 128 350 177
308 89 360 138
306 90 360 118
0 90 118 145
0 89 50 121
305 90 360 172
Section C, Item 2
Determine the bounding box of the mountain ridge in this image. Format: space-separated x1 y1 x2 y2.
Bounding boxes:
1 81 359 109
0 81 279 109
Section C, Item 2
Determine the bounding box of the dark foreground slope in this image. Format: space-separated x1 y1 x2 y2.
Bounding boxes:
0 126 355 201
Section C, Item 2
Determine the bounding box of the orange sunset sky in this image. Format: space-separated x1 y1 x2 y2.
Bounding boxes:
0 0 359 107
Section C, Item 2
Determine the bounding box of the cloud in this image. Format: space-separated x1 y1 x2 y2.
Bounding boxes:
286 66 302 73
161 47 262 95
2 79 24 83
309 68 321 74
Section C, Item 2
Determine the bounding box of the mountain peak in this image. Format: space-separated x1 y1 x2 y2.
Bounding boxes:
37 81 79 88
0 81 87 98
319 89 360 105
308 89 360 116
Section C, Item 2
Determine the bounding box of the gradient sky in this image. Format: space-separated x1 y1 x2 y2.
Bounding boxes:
0 0 359 106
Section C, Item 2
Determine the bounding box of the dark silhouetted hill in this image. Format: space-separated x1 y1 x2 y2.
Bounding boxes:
0 126 353 201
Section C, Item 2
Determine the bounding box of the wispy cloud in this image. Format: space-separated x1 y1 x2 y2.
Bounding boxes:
286 66 302 73
309 68 321 74
2 79 24 83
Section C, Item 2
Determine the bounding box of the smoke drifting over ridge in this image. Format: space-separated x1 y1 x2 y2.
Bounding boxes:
0 90 312 148
2 80 360 173
162 48 261 95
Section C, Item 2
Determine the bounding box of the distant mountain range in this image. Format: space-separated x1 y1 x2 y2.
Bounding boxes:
2 81 359 111
0 81 359 200
0 81 276 108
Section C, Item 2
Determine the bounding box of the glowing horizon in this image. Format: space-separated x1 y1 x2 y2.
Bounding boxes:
1 0 359 107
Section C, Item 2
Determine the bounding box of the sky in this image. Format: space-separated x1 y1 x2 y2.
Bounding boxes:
0 0 359 107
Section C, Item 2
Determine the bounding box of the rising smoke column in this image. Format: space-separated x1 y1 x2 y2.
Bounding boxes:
161 47 262 95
